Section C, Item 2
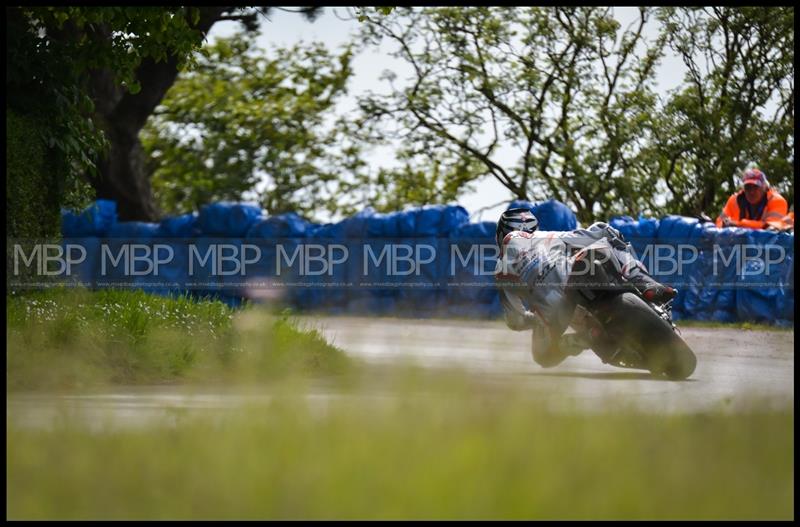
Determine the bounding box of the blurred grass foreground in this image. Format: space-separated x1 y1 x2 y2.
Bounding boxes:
6 288 794 519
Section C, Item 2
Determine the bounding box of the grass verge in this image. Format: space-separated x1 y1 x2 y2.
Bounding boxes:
7 287 351 390
674 319 793 331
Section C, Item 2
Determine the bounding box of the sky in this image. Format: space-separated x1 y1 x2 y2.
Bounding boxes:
206 7 690 224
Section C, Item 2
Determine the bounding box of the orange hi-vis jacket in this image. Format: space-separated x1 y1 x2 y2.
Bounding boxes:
715 188 789 230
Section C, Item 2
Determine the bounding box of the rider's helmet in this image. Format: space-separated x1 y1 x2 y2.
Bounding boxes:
496 207 539 247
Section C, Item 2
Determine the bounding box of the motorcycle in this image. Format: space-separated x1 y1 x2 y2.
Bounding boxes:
565 245 697 381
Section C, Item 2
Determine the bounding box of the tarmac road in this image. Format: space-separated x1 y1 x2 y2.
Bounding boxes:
7 317 793 429
301 316 794 413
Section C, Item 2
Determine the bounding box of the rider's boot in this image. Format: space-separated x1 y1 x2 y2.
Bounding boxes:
531 317 579 367
625 271 677 304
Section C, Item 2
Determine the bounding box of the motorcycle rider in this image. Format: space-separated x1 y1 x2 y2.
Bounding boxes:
494 207 676 368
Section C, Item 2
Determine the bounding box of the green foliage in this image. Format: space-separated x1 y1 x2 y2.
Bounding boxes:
340 150 484 214
358 7 793 223
6 110 62 239
8 8 105 183
647 7 794 216
7 8 206 183
142 32 362 219
355 6 396 22
358 7 668 224
7 395 793 519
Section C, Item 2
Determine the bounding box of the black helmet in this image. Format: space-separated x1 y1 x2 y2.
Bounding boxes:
496 207 539 247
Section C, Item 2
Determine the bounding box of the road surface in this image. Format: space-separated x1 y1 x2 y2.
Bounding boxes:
303 316 794 413
7 317 794 429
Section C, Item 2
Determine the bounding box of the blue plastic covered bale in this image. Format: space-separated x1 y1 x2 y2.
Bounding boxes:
447 222 500 308
411 205 469 237
247 212 310 239
364 209 463 239
95 221 163 293
609 215 659 243
656 224 706 293
635 217 660 240
246 232 318 308
680 225 747 321
394 237 450 316
609 215 635 232
609 215 660 261
57 237 102 288
366 212 400 238
365 237 405 311
709 226 748 318
653 216 709 314
284 210 362 323
192 239 259 303
735 230 794 324
508 199 535 212
158 213 200 237
395 210 417 238
293 223 350 310
207 238 263 300
153 240 192 295
61 199 117 237
414 206 444 237
107 221 161 239
93 242 156 295
340 207 375 238
656 215 706 241
531 199 578 231
676 226 711 318
506 199 577 231
441 205 470 234
307 220 346 240
297 238 348 309
197 202 264 237
347 238 401 315
450 221 496 241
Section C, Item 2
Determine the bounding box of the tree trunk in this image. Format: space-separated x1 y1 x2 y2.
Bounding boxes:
88 7 227 221
92 117 161 221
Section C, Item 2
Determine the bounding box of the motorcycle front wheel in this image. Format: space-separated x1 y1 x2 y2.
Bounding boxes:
593 292 697 380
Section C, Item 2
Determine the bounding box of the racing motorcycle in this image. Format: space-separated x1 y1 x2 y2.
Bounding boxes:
565 244 697 381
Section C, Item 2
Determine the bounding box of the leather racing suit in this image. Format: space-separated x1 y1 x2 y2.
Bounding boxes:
494 222 661 367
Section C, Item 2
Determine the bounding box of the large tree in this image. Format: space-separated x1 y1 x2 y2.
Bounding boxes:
141 32 360 219
357 6 794 222
8 6 322 221
357 7 667 224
